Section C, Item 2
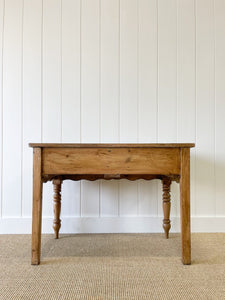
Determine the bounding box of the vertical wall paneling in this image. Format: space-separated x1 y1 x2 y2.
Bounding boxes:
120 0 138 143
138 0 157 143
177 0 196 216
1 0 225 233
0 0 4 217
157 0 177 143
100 0 119 143
61 0 81 217
42 0 61 143
138 0 158 216
22 0 42 217
61 0 80 143
196 0 215 216
81 0 100 216
100 0 119 216
81 0 100 143
157 0 178 217
215 0 225 216
119 0 138 216
42 0 62 217
100 181 119 216
2 0 23 217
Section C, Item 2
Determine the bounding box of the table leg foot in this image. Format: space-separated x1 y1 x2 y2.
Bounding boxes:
182 258 191 265
31 256 40 265
162 178 171 239
53 178 62 239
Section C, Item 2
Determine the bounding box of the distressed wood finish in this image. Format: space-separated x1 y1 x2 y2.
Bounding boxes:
42 148 181 175
31 148 43 265
53 178 62 239
30 143 194 265
162 178 171 239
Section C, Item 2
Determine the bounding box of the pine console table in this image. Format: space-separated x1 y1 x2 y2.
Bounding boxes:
29 143 195 265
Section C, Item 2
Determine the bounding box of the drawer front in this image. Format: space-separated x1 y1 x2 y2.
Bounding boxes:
42 147 181 175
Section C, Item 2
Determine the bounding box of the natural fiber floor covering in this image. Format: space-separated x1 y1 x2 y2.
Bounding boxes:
0 233 225 300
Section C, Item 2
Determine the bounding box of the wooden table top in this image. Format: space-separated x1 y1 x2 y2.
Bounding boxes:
29 143 195 148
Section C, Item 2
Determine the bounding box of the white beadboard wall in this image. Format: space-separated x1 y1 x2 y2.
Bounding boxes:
1 0 225 234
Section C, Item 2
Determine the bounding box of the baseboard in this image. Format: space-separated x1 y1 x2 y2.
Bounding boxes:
1 216 225 234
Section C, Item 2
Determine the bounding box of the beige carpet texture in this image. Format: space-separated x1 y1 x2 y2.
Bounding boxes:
0 233 225 299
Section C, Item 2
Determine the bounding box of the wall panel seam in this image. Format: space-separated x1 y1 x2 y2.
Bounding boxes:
80 0 82 216
0 0 5 218
176 0 178 217
21 0 24 217
194 0 197 216
79 0 82 217
118 0 120 144
41 0 43 142
118 0 120 217
79 0 82 144
176 0 179 143
156 0 159 216
137 0 139 216
213 0 216 216
99 0 101 217
60 0 62 143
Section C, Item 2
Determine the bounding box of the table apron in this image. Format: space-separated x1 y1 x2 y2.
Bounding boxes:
42 147 181 175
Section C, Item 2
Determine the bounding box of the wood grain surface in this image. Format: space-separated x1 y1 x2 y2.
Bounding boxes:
180 148 191 264
31 148 42 265
42 147 181 175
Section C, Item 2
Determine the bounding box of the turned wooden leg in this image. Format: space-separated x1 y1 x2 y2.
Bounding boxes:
53 178 62 239
180 148 191 265
162 178 171 239
31 148 43 265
